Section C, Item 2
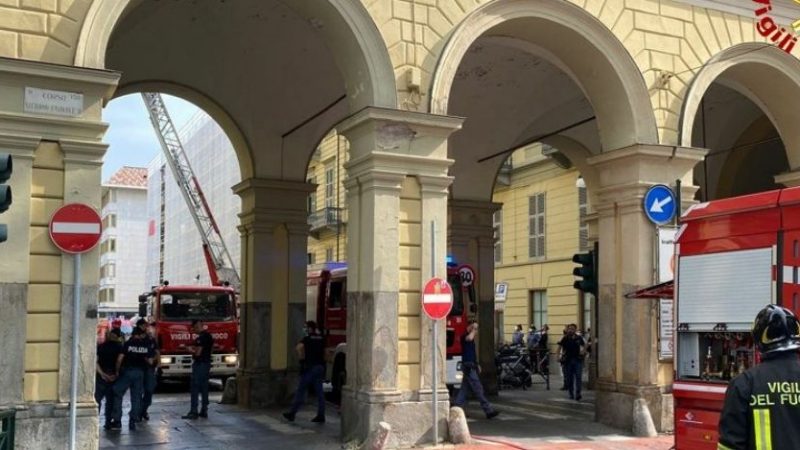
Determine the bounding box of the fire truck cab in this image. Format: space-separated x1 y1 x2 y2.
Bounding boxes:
672 187 800 449
138 283 240 383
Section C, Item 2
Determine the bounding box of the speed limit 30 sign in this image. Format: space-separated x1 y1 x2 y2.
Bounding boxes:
457 264 476 287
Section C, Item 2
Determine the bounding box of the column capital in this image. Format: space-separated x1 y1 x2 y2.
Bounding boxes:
60 139 108 166
775 170 800 187
337 106 463 139
0 133 41 160
588 144 705 215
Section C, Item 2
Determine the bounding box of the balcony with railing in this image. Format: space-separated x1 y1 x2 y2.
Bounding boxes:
308 207 344 237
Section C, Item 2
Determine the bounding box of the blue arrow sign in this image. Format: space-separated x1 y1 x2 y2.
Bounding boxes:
643 184 676 225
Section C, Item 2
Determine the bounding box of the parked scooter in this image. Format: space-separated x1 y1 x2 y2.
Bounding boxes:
495 344 533 390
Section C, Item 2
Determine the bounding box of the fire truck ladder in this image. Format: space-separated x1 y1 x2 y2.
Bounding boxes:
141 92 240 288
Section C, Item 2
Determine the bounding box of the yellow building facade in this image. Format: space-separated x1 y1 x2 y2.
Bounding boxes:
493 144 589 348
306 132 348 264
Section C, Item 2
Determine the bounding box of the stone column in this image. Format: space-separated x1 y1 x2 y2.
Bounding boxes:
0 58 118 450
588 144 704 433
448 200 502 395
233 178 314 407
338 107 461 447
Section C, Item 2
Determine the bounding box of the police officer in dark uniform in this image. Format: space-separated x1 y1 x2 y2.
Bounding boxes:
112 327 154 430
136 319 159 421
718 304 800 450
453 320 499 419
183 319 214 419
96 328 123 430
283 321 326 423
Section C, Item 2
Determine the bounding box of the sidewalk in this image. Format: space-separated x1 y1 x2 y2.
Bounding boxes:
99 376 674 450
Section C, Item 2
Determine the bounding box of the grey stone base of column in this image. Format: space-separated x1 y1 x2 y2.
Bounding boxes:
236 368 296 408
14 402 98 450
595 382 672 433
342 389 450 448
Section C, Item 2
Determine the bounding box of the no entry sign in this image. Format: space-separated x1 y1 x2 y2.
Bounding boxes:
421 277 453 320
49 203 102 254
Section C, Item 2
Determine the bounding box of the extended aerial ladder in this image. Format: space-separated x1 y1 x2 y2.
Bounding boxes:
141 92 240 288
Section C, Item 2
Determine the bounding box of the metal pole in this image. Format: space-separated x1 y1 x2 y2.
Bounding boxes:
431 220 438 444
69 253 81 450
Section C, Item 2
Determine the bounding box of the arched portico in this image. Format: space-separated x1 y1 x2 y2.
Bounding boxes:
679 43 800 194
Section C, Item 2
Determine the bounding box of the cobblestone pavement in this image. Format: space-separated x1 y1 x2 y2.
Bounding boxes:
100 378 675 449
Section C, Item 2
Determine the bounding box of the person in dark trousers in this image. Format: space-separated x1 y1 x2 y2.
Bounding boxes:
112 327 154 430
137 319 159 421
183 319 213 419
96 328 123 430
717 305 800 450
454 320 499 419
512 324 524 345
558 325 569 390
559 323 586 401
283 321 326 423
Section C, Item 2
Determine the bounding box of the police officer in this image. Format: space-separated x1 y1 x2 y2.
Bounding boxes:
283 321 326 423
453 320 499 419
96 328 123 430
183 319 214 419
136 319 159 421
718 304 800 450
112 327 154 430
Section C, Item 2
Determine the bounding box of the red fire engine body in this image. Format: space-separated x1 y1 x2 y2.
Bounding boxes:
307 260 477 398
672 187 800 449
138 283 239 382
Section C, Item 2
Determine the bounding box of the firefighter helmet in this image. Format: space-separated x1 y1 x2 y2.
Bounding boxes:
752 304 800 354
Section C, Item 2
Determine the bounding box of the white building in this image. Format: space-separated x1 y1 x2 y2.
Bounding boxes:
146 111 241 287
98 167 149 317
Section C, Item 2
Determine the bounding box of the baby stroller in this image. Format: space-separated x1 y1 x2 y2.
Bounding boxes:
495 344 533 390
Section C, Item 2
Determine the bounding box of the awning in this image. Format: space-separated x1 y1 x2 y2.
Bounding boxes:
624 280 674 299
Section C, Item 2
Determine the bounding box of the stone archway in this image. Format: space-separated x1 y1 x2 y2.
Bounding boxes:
430 0 658 154
679 43 800 183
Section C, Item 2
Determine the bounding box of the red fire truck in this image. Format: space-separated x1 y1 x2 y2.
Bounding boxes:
307 259 477 399
138 282 239 382
669 187 800 449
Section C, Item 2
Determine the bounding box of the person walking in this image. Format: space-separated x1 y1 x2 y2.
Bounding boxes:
717 304 800 450
112 327 154 430
183 319 214 419
283 321 326 423
558 324 586 401
454 320 499 419
96 328 123 430
137 319 159 421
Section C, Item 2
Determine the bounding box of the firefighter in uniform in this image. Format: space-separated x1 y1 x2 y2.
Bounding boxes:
717 304 800 450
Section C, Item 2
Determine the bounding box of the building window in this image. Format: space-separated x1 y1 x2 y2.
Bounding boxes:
99 288 115 304
325 248 333 262
102 214 117 230
530 291 547 330
325 166 335 208
579 186 588 250
528 193 546 259
307 252 315 265
307 176 317 213
101 263 116 279
493 210 502 264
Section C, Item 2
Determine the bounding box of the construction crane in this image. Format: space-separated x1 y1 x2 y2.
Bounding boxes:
141 92 240 289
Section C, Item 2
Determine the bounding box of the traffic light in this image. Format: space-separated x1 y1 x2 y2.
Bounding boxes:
0 153 11 243
572 248 597 297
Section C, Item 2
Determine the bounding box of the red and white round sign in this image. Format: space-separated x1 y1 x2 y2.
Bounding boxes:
49 203 102 254
421 277 453 320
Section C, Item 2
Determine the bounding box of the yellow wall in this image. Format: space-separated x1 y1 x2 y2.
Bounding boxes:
492 145 585 351
307 131 348 263
24 142 64 402
397 177 422 390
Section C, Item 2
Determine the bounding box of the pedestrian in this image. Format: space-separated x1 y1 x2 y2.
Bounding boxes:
182 319 213 419
282 321 326 423
137 319 159 421
717 304 800 450
453 320 499 419
558 323 586 401
559 325 569 390
112 327 153 430
526 325 539 350
512 324 524 345
96 328 123 430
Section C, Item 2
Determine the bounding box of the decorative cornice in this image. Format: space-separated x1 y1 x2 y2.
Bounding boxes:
0 133 41 159
587 144 706 168
232 178 316 196
60 139 108 166
337 106 463 137
0 111 109 143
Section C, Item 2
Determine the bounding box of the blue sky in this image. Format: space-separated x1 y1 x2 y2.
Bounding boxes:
102 94 200 181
